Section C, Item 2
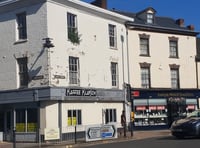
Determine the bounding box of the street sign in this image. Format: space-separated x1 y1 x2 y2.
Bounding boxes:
86 124 117 142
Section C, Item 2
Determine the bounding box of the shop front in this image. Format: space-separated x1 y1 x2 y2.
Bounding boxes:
131 89 200 129
0 87 124 142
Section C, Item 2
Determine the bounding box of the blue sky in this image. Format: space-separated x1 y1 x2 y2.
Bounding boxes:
82 0 200 34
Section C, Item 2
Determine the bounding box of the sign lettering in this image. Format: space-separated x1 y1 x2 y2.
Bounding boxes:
66 89 97 96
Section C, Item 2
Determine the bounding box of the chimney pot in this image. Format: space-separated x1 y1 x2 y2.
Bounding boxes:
91 0 107 9
187 25 195 30
176 18 184 27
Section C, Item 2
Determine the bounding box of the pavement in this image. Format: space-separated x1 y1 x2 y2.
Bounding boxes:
0 129 171 148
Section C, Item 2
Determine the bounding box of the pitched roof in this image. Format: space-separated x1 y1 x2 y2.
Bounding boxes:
114 8 199 36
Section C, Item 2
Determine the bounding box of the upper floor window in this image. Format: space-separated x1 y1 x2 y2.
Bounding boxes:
16 12 27 40
140 62 151 88
170 64 180 89
147 13 154 24
67 12 80 44
139 34 150 56
109 24 117 48
69 56 80 85
17 57 28 88
169 37 178 58
111 62 118 87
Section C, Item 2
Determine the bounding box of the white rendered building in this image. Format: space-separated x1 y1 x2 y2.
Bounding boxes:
117 7 199 128
0 0 133 142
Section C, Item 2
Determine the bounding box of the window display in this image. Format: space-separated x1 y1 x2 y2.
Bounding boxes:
133 99 168 126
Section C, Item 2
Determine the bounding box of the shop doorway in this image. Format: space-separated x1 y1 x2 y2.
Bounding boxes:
167 97 187 126
0 112 4 131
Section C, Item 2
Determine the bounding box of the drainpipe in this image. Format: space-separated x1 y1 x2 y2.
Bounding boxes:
195 56 199 89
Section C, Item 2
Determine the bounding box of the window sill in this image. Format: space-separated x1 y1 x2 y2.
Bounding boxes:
139 54 150 57
169 56 179 59
14 39 28 45
109 46 118 50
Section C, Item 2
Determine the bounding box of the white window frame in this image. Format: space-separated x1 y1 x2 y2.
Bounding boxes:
141 67 150 88
171 68 180 88
169 40 178 58
109 24 117 48
111 62 119 87
67 109 82 126
69 56 80 85
16 12 27 40
147 13 153 24
105 108 117 124
140 38 149 56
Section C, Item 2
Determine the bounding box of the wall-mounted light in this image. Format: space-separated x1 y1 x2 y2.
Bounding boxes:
43 37 55 48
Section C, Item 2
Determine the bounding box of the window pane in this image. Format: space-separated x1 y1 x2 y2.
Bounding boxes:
16 12 27 39
171 69 179 88
67 110 82 126
69 57 79 85
140 38 149 55
105 109 116 124
77 110 82 125
111 62 118 87
141 67 150 88
170 41 178 57
27 109 37 132
109 24 117 48
17 57 28 88
147 13 153 24
67 13 77 39
16 109 25 132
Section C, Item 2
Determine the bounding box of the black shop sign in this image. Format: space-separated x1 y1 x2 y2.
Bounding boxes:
66 88 97 96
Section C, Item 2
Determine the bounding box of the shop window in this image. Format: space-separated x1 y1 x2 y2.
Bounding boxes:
134 99 168 126
68 109 82 126
15 108 37 132
105 109 116 124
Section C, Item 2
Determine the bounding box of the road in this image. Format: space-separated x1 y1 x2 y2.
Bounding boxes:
81 136 200 148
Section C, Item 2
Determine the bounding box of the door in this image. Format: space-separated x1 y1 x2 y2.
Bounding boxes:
167 97 187 126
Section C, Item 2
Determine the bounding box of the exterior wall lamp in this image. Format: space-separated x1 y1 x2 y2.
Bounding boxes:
43 37 54 48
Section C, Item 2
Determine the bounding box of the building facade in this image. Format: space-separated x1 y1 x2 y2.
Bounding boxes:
0 0 133 142
118 7 200 128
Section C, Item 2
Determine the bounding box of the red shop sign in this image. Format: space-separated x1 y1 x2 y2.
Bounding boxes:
136 106 146 111
157 106 165 110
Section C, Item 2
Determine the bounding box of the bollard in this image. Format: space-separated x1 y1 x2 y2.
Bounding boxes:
13 128 16 148
74 125 77 144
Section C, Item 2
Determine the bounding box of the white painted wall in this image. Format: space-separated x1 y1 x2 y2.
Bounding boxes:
128 30 197 88
0 2 49 90
62 102 123 127
0 0 130 90
46 1 129 89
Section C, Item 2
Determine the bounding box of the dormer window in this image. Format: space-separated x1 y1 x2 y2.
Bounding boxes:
147 13 153 24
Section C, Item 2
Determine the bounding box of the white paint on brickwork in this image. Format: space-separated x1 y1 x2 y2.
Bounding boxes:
0 2 48 90
0 0 131 90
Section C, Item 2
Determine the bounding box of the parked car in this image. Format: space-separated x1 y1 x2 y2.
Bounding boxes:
170 109 200 138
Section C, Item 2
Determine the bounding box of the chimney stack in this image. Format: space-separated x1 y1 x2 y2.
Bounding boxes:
91 0 107 9
187 25 195 31
176 18 184 27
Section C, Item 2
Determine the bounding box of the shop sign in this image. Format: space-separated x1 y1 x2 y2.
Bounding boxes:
149 106 156 110
157 106 165 110
66 88 97 96
136 106 146 111
187 105 195 109
132 91 140 97
44 128 60 140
